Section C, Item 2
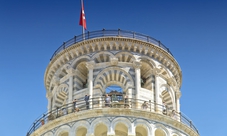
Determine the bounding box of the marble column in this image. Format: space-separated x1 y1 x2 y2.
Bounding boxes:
155 74 162 113
150 81 155 112
176 91 181 121
66 66 75 113
46 91 52 112
107 127 115 136
128 124 136 136
50 76 60 111
176 91 181 112
86 61 95 109
133 60 141 108
67 76 73 112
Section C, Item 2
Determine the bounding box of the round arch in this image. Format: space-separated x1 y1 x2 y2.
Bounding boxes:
171 131 182 136
134 119 151 136
71 55 90 69
54 125 71 136
138 56 156 68
91 51 115 63
105 81 124 91
160 84 175 112
94 123 108 136
115 123 128 136
76 127 87 136
90 117 111 135
53 84 68 108
94 67 134 94
43 131 54 136
157 65 171 79
60 63 71 72
115 51 135 62
112 117 132 135
72 120 90 136
154 124 169 136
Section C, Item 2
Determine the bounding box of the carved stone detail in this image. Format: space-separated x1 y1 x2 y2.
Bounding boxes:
86 61 95 70
52 75 60 86
110 57 118 65
46 91 52 98
176 91 182 98
65 66 74 74
132 60 141 69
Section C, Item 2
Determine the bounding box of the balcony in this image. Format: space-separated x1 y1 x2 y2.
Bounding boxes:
50 29 173 61
26 97 198 136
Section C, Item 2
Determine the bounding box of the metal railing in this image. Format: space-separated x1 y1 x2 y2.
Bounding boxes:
50 29 173 60
26 97 198 136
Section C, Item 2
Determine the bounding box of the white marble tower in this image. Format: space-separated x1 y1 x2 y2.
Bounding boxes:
27 29 199 136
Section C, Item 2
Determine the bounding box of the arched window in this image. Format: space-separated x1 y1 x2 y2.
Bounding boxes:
94 124 108 136
115 123 128 136
58 132 68 136
105 85 123 102
136 126 148 136
155 128 166 136
76 127 87 136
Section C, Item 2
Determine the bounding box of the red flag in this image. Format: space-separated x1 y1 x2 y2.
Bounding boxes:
79 1 87 29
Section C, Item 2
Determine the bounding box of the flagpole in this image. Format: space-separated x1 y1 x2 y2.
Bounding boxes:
81 0 85 40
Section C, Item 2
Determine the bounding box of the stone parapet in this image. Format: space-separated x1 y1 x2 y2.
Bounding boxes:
30 109 199 136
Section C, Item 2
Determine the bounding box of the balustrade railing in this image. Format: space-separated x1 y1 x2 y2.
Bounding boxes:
26 97 198 136
50 29 173 60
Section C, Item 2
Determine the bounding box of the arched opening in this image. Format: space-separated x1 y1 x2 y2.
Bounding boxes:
75 62 88 89
43 132 53 136
161 90 173 115
76 127 87 136
53 84 68 110
105 85 129 108
94 67 134 95
91 51 114 63
94 123 108 136
58 132 68 136
115 123 128 136
155 128 166 136
136 126 148 136
115 52 135 63
105 85 123 102
140 60 154 90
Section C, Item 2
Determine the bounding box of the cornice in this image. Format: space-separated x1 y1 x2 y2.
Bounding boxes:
44 37 182 91
30 109 198 136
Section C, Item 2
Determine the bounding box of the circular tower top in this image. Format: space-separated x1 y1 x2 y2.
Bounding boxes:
27 29 199 136
44 29 182 92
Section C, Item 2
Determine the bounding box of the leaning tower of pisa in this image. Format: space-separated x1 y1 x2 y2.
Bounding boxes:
27 29 199 136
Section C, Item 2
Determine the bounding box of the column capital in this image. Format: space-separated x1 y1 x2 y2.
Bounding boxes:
61 64 75 74
86 61 95 70
167 78 174 86
66 67 75 74
110 57 118 65
176 91 181 98
153 68 161 76
133 60 141 69
52 75 60 86
46 91 53 98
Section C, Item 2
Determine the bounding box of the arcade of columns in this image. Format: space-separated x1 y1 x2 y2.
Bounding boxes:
28 37 199 136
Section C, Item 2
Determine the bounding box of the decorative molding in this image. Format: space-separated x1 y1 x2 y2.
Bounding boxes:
52 75 60 86
132 60 141 69
44 37 182 91
176 91 182 99
86 61 95 70
110 57 118 65
30 109 198 136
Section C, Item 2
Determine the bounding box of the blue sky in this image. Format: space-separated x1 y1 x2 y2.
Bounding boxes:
0 0 227 135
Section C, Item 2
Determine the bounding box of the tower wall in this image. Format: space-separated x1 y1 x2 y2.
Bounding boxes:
28 30 199 136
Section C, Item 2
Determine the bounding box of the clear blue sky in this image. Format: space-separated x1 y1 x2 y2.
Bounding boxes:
0 0 227 135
